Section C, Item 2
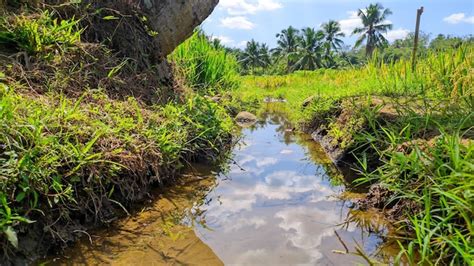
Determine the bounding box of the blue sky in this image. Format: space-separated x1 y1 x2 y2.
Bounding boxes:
202 0 474 49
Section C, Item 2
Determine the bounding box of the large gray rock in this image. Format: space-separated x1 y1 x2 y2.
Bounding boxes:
80 0 219 68
147 0 219 56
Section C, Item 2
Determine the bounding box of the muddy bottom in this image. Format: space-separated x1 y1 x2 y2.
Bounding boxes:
45 114 399 265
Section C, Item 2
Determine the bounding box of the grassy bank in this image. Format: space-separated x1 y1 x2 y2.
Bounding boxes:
229 46 473 264
0 6 239 262
228 47 472 122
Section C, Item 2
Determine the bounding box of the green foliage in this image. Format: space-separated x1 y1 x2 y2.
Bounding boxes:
157 96 233 163
321 20 345 60
230 69 369 122
292 27 324 71
381 32 430 62
352 3 393 57
234 45 473 264
0 10 82 57
367 44 473 107
0 82 232 251
272 26 301 72
353 103 473 265
170 31 239 94
430 34 474 52
234 45 472 121
238 39 272 74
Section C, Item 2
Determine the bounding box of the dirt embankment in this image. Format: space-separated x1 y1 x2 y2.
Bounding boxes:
1 0 221 264
302 96 469 217
1 0 219 103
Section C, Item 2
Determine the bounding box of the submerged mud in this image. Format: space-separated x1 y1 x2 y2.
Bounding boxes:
43 168 223 265
45 114 402 265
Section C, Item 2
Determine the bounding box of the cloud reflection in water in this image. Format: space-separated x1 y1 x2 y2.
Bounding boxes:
194 117 380 265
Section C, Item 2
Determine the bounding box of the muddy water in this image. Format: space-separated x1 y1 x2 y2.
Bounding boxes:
49 114 397 265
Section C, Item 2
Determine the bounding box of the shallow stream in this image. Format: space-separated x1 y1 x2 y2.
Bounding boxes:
48 113 398 265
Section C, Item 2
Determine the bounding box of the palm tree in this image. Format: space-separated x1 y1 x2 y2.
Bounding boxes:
352 3 393 57
211 38 223 50
272 26 301 72
258 43 272 68
321 20 345 57
338 45 362 68
240 40 271 72
293 27 324 70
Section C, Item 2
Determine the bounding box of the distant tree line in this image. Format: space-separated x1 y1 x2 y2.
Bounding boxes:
209 3 473 75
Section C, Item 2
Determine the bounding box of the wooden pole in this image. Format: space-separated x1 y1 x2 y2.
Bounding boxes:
412 6 424 72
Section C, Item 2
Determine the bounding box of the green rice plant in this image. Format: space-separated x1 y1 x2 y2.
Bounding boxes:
0 10 82 57
368 45 473 107
170 31 239 94
232 45 472 127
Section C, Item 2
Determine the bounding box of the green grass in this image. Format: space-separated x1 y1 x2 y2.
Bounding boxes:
0 10 82 58
0 82 233 250
354 103 473 265
170 31 240 94
227 46 472 125
229 69 372 122
0 7 239 256
229 45 473 264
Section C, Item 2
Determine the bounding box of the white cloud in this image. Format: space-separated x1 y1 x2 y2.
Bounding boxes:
219 0 283 15
237 41 248 48
275 206 340 263
225 217 267 232
221 16 255 30
211 35 235 45
385 28 410 42
256 0 283 12
256 157 278 167
339 11 362 35
443 13 474 24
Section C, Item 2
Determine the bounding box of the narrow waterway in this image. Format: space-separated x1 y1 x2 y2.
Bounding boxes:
47 113 398 265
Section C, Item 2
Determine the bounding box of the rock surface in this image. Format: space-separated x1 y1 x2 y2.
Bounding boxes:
79 0 219 69
235 111 258 127
301 95 316 107
148 0 219 57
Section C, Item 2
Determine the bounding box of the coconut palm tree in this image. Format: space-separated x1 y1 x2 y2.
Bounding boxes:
240 40 271 72
321 20 345 57
258 43 272 68
211 38 223 50
293 27 324 70
272 26 301 72
352 3 393 57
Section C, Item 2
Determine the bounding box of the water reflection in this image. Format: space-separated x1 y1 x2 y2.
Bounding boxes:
46 113 396 265
192 114 390 265
45 171 224 265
